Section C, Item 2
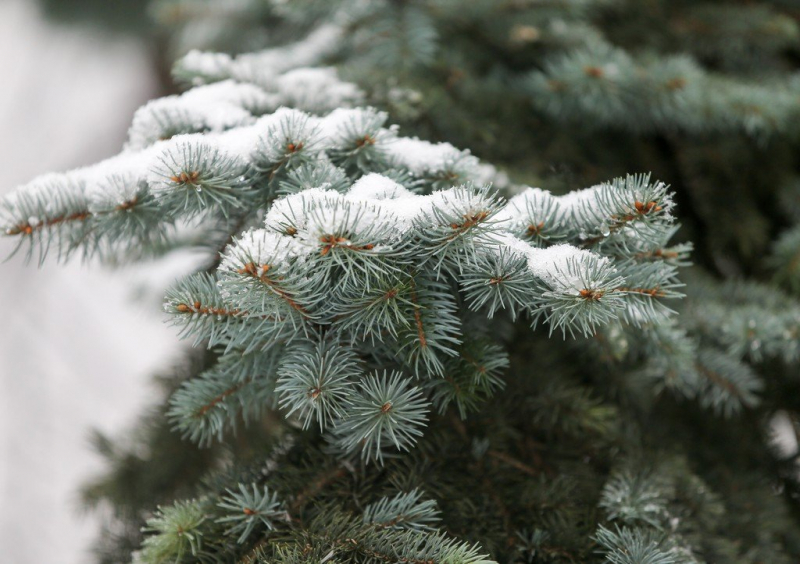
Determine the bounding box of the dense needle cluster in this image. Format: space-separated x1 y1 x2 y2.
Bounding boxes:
9 0 800 562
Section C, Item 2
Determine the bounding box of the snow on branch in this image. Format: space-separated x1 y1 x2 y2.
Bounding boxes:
1 63 685 459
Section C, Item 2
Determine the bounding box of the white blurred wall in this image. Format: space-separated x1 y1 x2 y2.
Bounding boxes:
0 1 181 562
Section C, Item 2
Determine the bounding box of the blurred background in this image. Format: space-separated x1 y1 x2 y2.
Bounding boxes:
0 1 174 561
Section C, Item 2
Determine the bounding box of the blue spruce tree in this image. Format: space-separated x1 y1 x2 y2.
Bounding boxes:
8 0 800 562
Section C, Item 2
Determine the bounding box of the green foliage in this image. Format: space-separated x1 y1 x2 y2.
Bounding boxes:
150 141 254 218
141 500 207 563
10 0 800 562
275 335 361 431
167 348 282 445
594 526 682 564
262 507 493 564
362 488 440 530
39 0 151 33
329 370 431 463
216 484 286 543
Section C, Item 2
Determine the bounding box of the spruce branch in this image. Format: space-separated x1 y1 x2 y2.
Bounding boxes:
330 370 430 464
217 484 287 543
275 335 362 431
140 500 207 563
362 489 440 531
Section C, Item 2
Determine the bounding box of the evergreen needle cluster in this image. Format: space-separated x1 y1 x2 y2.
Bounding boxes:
8 0 800 562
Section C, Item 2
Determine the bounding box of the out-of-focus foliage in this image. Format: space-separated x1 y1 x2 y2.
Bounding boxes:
38 0 152 33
